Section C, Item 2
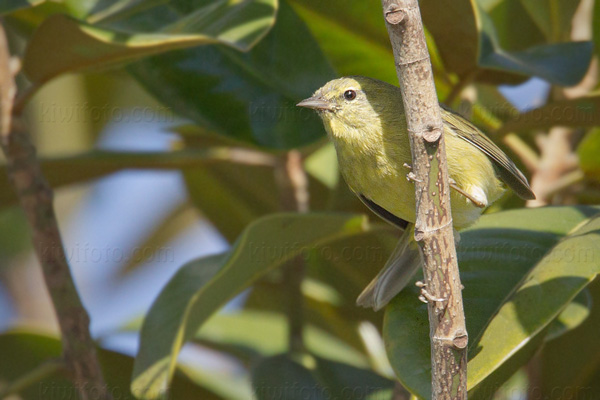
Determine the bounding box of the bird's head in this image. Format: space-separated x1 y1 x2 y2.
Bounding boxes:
297 76 404 137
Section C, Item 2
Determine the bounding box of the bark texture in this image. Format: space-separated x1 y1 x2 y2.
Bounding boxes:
380 1 468 399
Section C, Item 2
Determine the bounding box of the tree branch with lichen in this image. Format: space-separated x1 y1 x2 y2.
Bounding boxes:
0 24 112 400
380 1 468 399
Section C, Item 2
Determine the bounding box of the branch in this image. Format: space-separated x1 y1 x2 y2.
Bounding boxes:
275 150 309 354
0 24 112 400
381 1 468 399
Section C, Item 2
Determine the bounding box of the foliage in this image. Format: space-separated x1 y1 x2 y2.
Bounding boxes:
1 0 599 399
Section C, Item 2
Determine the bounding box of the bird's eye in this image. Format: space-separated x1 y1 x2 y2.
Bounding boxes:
343 90 357 101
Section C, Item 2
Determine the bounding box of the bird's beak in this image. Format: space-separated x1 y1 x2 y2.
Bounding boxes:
297 96 335 111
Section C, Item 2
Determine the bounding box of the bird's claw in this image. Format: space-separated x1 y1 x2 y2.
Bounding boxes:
416 281 447 312
406 171 422 183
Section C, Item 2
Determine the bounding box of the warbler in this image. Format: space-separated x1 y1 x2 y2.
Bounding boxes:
297 76 534 311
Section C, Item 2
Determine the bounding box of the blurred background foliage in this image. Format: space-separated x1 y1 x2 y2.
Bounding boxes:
0 0 599 399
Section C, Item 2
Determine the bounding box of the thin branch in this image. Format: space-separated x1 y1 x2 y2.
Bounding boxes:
0 24 112 400
275 150 309 354
381 1 467 399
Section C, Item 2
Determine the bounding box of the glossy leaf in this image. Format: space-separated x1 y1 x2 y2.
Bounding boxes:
498 96 600 135
129 0 335 149
23 0 278 84
0 330 219 400
132 213 369 399
384 206 600 399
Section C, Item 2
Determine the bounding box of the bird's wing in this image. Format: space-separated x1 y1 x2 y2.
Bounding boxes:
358 194 409 230
442 107 536 200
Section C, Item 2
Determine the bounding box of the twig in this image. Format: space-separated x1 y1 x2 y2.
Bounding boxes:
275 150 309 354
0 24 112 400
0 359 65 398
381 1 467 399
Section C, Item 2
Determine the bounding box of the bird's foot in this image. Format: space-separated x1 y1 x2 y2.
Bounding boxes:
416 281 447 313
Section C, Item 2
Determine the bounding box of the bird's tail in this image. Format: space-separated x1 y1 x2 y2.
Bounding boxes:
356 224 421 311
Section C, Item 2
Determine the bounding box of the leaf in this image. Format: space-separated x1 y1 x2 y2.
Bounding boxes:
252 355 325 400
128 0 336 149
420 0 593 86
0 329 219 400
23 0 278 85
539 278 600 399
519 0 582 41
544 289 591 342
578 128 600 180
0 149 277 208
498 96 600 135
251 354 395 400
132 213 369 399
0 0 44 15
196 310 366 366
383 206 600 399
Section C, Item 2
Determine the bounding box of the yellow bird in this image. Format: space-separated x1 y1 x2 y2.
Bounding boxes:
297 76 534 311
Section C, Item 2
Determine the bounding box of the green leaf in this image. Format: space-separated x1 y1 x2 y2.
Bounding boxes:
384 206 600 399
131 213 369 399
0 0 44 15
0 329 219 400
288 0 398 85
252 355 325 400
578 128 600 180
197 310 366 366
420 0 593 86
251 354 395 400
128 0 335 149
23 0 278 85
0 149 277 208
519 0 582 41
498 96 600 135
539 278 600 399
545 289 591 342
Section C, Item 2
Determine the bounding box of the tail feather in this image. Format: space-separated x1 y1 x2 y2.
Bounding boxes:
356 224 422 311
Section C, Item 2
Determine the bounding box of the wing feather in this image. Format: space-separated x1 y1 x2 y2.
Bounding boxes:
442 107 535 200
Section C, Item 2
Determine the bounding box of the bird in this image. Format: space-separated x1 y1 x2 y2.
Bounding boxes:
297 76 534 311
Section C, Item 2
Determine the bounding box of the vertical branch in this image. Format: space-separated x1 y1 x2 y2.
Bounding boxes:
0 25 112 400
275 150 309 354
380 1 468 399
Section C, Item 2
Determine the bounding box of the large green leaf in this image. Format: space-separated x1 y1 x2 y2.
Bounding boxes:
539 278 600 399
196 310 366 366
384 206 600 399
23 0 278 85
420 0 593 86
128 0 335 149
519 0 582 41
251 354 394 400
0 330 219 400
498 96 600 135
131 213 369 399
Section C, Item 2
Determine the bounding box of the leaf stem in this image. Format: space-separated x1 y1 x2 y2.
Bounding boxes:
275 150 309 354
